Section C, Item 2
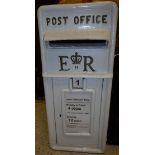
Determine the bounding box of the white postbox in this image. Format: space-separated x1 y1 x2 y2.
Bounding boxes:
38 1 117 153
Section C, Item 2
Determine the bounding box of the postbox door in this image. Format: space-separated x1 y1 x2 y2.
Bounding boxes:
53 77 104 148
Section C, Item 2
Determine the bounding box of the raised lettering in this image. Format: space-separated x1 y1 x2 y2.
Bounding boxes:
74 16 79 24
102 15 107 23
52 17 57 25
46 17 50 26
63 16 68 24
80 16 85 24
86 15 91 24
96 15 101 24
83 56 95 72
92 15 95 23
59 56 70 71
57 17 62 25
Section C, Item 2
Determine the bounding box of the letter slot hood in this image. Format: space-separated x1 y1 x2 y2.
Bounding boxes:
44 29 111 41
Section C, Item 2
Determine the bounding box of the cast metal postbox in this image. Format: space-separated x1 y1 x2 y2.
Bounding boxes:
38 1 117 153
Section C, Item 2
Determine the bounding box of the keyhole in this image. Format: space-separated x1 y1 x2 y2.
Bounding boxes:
59 114 61 118
76 80 79 86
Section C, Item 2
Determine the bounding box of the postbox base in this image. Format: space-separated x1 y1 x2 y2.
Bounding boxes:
51 145 105 154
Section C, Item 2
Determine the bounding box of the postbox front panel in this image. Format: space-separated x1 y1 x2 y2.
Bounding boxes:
53 77 103 147
45 47 109 73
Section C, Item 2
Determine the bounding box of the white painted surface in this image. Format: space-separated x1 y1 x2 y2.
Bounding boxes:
38 1 117 153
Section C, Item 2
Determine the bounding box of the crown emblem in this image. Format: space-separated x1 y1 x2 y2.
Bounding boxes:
70 52 82 64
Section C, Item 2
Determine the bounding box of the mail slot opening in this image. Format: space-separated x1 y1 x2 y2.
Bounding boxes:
47 40 109 48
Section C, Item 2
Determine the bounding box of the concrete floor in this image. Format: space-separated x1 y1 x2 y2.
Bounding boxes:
35 100 119 155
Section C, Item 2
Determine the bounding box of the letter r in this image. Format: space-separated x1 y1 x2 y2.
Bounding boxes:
83 56 95 72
